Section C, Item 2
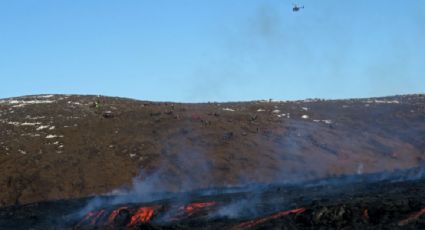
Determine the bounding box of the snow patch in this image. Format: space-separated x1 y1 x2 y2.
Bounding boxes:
301 115 309 119
373 99 400 104
222 108 235 112
46 134 63 139
21 133 41 137
302 99 322 103
18 149 27 155
67 101 82 105
313 119 333 124
26 116 46 120
7 99 55 108
7 121 42 126
37 95 54 98
67 116 81 119
277 113 290 118
21 122 42 126
36 125 50 130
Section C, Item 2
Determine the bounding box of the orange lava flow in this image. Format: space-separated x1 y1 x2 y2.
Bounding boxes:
182 202 217 216
77 209 106 227
107 207 128 223
232 208 306 230
398 208 425 226
76 211 97 227
90 209 106 225
363 208 369 220
127 207 156 227
82 211 96 221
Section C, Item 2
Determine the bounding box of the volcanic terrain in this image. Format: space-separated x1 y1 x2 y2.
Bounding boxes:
2 166 425 229
0 94 424 209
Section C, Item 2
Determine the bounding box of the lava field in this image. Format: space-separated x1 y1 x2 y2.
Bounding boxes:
2 167 425 229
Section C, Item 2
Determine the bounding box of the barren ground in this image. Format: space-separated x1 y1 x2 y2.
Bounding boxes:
0 94 424 206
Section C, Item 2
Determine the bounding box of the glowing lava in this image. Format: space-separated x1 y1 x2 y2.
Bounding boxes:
127 207 156 227
398 208 425 226
77 206 159 228
91 209 106 225
77 209 107 227
164 201 217 222
181 201 216 216
232 208 306 230
108 206 128 223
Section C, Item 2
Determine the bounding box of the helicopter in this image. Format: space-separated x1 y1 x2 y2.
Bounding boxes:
292 4 304 12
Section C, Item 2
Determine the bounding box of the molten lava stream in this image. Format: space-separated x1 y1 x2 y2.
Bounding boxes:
232 208 306 230
90 209 106 225
127 206 156 227
77 209 106 227
398 208 425 226
107 206 128 223
182 201 216 216
165 201 217 222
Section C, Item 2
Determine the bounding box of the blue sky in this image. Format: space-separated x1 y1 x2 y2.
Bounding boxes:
0 0 424 102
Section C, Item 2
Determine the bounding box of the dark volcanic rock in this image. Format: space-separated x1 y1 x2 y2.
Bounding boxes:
0 94 424 206
2 168 425 229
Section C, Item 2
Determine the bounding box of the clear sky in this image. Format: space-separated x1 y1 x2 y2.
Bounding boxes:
0 0 424 102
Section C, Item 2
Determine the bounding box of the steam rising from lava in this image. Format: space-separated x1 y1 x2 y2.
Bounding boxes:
75 201 218 228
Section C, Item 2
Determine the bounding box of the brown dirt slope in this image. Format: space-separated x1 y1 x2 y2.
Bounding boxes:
0 94 424 206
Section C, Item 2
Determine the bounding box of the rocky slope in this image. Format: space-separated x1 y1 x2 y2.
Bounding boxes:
0 94 424 206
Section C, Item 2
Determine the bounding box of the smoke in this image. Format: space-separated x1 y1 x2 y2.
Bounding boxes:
213 197 263 219
248 3 285 44
75 118 216 218
303 165 425 188
210 191 285 220
357 163 364 175
186 2 288 102
71 162 425 227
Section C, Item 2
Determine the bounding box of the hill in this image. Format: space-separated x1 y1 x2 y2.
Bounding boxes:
0 94 424 206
